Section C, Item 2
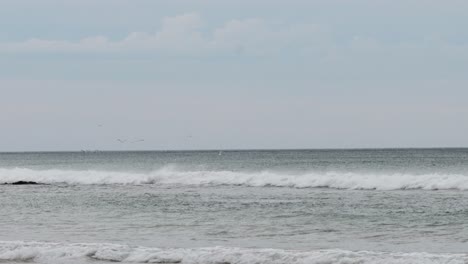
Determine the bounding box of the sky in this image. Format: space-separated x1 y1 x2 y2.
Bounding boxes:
1 0 468 151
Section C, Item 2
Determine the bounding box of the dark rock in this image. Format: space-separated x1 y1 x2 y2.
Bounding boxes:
4 181 40 185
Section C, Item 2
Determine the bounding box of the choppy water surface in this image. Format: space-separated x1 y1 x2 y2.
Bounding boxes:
1 149 468 263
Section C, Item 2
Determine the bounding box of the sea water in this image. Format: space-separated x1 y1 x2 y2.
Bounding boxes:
1 149 468 263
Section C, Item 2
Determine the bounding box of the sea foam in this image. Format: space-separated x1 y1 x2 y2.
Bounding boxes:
1 167 468 190
0 241 466 264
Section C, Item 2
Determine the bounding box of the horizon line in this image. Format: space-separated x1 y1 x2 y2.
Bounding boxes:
1 146 468 154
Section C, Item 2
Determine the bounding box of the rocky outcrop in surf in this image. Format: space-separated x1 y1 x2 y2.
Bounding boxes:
3 181 40 185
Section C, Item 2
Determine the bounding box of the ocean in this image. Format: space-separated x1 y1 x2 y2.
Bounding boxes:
1 149 468 263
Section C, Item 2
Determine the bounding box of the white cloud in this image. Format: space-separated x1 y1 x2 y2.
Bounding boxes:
1 12 467 65
210 19 328 55
0 13 325 56
212 18 270 52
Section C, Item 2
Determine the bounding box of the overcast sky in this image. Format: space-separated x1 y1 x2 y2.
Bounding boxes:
1 0 468 151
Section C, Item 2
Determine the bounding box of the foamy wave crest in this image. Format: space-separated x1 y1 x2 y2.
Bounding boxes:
2 167 468 190
0 241 466 264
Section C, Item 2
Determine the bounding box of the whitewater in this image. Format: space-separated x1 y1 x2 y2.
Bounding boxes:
1 241 468 264
1 149 468 263
2 167 468 190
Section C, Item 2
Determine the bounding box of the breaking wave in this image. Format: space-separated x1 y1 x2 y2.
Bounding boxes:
0 241 466 264
2 167 468 190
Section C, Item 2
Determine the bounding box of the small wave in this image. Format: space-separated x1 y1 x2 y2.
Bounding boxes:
0 241 466 264
1 167 468 190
